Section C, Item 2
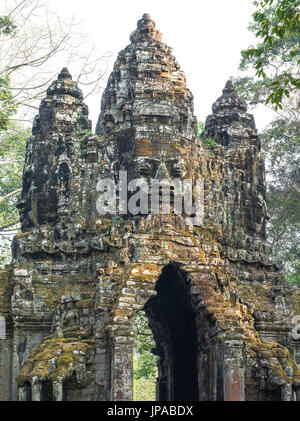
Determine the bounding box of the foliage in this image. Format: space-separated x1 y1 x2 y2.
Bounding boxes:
0 16 16 36
0 240 11 269
133 311 158 380
0 76 16 131
133 373 156 401
133 311 157 400
286 260 300 284
0 16 17 130
197 121 215 148
0 123 29 235
266 183 300 282
241 0 300 109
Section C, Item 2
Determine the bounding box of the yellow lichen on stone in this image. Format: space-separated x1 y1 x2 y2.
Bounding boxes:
236 280 273 311
126 263 160 282
16 337 93 385
244 338 300 388
136 137 152 156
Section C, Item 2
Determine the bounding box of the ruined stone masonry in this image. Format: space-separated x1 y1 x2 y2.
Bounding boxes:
1 13 300 401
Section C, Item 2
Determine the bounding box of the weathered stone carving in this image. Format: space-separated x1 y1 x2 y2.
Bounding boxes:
0 14 300 401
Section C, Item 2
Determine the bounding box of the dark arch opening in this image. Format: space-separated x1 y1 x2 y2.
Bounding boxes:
144 263 199 401
41 380 53 401
23 381 32 401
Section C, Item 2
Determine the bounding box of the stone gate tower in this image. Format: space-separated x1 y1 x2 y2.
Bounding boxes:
1 14 300 401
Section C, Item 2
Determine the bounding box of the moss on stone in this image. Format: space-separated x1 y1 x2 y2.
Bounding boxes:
236 280 273 311
16 336 94 385
244 338 300 389
0 269 12 315
76 299 93 309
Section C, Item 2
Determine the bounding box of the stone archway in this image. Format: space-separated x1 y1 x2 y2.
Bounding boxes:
109 260 224 402
143 263 199 401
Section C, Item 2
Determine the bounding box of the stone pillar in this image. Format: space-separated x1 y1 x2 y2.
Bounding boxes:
222 340 245 401
281 384 293 401
94 335 111 400
210 343 218 401
111 333 134 401
31 382 42 401
0 330 12 401
18 386 27 401
53 382 63 401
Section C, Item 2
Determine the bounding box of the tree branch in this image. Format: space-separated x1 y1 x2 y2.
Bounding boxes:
0 188 21 205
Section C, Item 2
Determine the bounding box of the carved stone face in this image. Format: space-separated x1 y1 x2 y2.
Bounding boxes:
136 159 153 177
172 159 187 178
134 156 189 181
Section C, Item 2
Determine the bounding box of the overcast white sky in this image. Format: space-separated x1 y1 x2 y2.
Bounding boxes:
48 0 274 131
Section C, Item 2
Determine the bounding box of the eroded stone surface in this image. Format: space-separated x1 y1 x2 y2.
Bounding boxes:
0 14 300 401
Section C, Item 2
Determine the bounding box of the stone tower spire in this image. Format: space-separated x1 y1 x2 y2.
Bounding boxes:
204 79 259 148
203 80 267 239
130 13 163 43
96 14 197 140
17 68 91 231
